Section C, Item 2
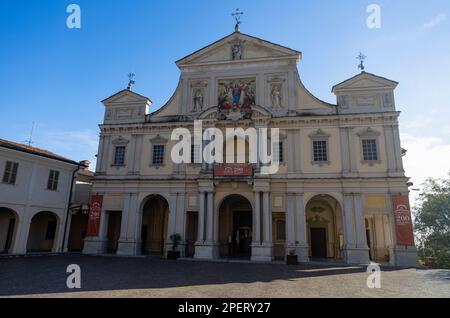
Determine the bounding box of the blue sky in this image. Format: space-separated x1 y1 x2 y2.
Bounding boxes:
0 0 449 201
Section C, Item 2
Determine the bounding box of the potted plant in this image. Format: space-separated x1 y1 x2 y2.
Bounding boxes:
286 249 298 265
167 233 181 260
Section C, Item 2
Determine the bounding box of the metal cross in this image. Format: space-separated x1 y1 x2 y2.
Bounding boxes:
357 52 366 71
232 8 244 32
127 73 135 90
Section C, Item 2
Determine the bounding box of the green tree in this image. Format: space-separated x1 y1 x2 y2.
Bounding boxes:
414 174 450 269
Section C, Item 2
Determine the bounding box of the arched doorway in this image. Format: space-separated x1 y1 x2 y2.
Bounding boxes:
141 195 169 255
218 194 253 259
306 195 344 260
27 211 59 253
0 207 18 254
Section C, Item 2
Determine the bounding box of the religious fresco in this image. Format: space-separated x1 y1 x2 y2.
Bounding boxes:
218 78 256 111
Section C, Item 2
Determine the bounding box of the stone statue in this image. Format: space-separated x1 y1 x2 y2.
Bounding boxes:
193 89 204 111
271 85 282 108
232 44 242 60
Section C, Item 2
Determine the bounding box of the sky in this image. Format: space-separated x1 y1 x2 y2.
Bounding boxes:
0 0 449 205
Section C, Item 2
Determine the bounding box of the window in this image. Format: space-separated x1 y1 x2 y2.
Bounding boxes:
313 140 328 162
276 220 286 241
45 221 57 240
362 139 378 161
274 142 284 163
152 145 165 165
2 161 18 185
191 144 201 164
113 146 126 166
47 170 60 191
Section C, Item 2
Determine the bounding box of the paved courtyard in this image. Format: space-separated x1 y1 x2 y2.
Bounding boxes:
0 255 448 298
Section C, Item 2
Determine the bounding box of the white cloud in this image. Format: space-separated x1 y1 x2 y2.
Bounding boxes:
401 133 450 206
423 13 447 29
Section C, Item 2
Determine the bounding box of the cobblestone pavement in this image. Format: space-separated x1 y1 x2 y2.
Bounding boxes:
0 255 449 298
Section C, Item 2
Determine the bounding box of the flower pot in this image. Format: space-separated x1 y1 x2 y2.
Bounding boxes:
167 251 180 260
286 254 298 265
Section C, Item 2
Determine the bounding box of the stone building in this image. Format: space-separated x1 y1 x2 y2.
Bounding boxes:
83 28 418 267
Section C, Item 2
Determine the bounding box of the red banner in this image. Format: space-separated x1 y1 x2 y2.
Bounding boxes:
392 195 415 246
214 165 253 177
87 195 103 237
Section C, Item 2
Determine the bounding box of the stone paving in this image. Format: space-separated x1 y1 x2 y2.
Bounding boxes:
0 255 449 298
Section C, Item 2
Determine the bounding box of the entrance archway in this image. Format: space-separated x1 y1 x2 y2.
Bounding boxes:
141 195 169 255
27 211 59 253
218 194 253 258
305 195 344 260
0 207 18 254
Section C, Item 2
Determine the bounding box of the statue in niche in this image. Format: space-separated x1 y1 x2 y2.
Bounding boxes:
231 43 242 60
193 88 204 111
271 84 282 108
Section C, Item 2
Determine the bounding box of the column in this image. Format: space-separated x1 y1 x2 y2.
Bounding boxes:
285 193 295 247
262 192 271 244
196 192 206 244
342 193 370 264
392 124 405 172
295 193 309 262
176 192 186 244
100 135 111 174
205 192 214 243
354 194 368 249
251 190 273 262
287 131 295 173
117 193 140 256
252 191 261 245
95 135 105 173
340 127 351 174
383 125 396 174
166 193 178 251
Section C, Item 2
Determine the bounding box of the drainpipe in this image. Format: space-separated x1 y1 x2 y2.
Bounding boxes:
61 166 79 254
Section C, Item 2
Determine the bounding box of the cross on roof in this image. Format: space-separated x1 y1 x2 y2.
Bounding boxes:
357 52 367 72
232 8 244 32
127 73 135 90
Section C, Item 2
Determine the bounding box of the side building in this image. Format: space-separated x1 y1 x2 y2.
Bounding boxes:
0 138 91 255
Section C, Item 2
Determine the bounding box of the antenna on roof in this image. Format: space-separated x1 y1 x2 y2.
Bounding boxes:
24 122 35 146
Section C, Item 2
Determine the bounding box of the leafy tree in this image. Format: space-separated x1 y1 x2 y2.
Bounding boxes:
414 174 450 269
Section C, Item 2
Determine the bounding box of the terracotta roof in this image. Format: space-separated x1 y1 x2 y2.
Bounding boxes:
0 138 80 166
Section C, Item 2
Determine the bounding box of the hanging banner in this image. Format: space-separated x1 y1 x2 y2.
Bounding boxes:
86 195 103 237
392 195 415 246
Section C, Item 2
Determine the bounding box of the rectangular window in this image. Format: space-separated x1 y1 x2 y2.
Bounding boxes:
274 142 283 163
276 220 286 241
152 145 165 165
47 170 60 191
45 221 57 240
191 144 201 164
113 146 126 166
362 139 378 161
2 161 19 185
313 140 328 162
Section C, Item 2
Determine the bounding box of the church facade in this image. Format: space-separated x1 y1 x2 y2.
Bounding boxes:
83 29 418 267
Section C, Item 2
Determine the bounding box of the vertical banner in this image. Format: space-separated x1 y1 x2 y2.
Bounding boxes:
87 195 103 237
392 195 415 246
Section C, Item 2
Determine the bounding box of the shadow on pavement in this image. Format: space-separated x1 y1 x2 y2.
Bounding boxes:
0 255 399 296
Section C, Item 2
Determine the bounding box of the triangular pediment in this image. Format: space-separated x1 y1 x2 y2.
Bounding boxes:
176 32 301 67
102 89 152 105
332 72 398 93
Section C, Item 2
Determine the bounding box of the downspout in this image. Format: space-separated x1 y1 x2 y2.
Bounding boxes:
61 166 79 254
